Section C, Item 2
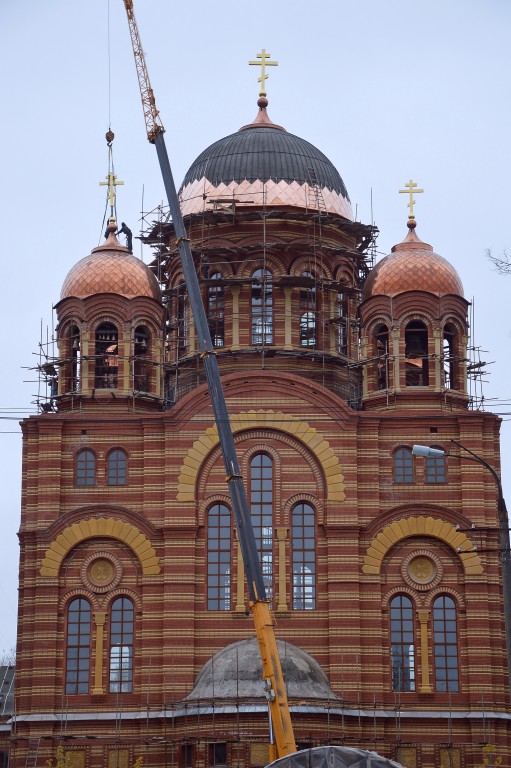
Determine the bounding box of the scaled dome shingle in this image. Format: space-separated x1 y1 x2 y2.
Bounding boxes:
60 227 161 302
362 222 463 301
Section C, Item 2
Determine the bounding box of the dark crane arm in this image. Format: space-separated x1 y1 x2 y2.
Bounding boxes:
122 1 297 759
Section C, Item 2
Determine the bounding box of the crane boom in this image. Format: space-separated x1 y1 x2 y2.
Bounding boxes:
122 1 297 759
124 0 164 142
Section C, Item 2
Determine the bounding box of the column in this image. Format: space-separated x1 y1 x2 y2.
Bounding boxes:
92 611 106 695
417 610 432 693
277 528 288 612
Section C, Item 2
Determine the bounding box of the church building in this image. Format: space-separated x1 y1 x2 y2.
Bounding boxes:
7 73 510 768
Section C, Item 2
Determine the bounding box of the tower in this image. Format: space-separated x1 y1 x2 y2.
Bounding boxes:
10 89 510 768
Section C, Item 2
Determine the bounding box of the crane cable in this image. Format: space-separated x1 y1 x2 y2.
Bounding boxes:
99 0 118 244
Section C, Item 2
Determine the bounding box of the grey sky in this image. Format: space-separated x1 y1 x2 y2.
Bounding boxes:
0 0 509 653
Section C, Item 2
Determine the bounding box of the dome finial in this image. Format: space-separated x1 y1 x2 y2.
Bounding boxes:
399 178 424 222
248 48 278 98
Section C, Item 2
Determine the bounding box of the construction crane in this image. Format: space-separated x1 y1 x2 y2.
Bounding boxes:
122 0 297 760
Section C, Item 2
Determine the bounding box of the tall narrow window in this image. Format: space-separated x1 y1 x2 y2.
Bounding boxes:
69 324 81 392
76 449 95 486
180 745 194 768
209 744 227 766
133 325 151 392
390 595 415 691
405 321 429 386
394 448 414 484
109 597 134 693
336 291 349 355
66 598 91 695
176 282 188 351
292 503 316 610
433 595 459 692
250 454 273 597
251 269 273 344
207 272 225 347
375 324 389 390
107 449 127 486
299 271 317 348
425 447 446 484
207 503 231 610
443 324 456 390
95 322 118 389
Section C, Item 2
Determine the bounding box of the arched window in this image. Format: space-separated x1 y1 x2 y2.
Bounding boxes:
336 291 348 355
207 272 225 347
390 595 415 691
109 597 134 693
107 449 127 486
95 322 118 389
405 320 429 386
251 269 273 345
65 598 91 695
299 271 317 348
207 503 231 610
68 324 81 392
394 447 414 484
292 503 316 610
250 453 273 597
433 595 459 692
133 325 151 392
425 447 446 484
76 449 95 486
374 323 390 390
443 324 456 390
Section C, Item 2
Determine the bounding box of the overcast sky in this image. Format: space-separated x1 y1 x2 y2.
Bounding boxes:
0 0 509 654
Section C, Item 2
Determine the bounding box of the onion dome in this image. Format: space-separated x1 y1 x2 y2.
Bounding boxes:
179 97 352 219
60 221 161 301
186 638 339 701
362 219 463 300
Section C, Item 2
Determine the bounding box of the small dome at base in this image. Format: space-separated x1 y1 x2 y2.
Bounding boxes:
186 638 338 701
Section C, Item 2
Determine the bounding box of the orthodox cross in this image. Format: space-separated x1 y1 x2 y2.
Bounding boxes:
99 172 124 214
399 178 424 219
249 49 278 97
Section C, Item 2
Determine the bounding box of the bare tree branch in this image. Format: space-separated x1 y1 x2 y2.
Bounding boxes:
487 248 511 274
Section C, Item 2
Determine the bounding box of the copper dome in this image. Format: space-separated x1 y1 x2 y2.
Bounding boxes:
362 221 463 300
61 224 161 301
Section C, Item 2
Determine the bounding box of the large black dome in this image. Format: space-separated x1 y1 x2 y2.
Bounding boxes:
180 126 349 198
178 103 353 219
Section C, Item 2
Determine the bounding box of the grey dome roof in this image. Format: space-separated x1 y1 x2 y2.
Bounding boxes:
187 638 338 701
180 126 349 199
268 746 405 768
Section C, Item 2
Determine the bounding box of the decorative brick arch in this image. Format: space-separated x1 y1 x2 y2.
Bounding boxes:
362 516 483 576
40 517 160 577
177 409 345 503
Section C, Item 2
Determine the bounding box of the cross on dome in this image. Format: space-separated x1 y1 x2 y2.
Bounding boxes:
399 178 424 219
248 48 278 97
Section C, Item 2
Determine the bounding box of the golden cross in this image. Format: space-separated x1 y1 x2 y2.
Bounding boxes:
399 178 424 219
248 49 278 97
99 172 124 210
